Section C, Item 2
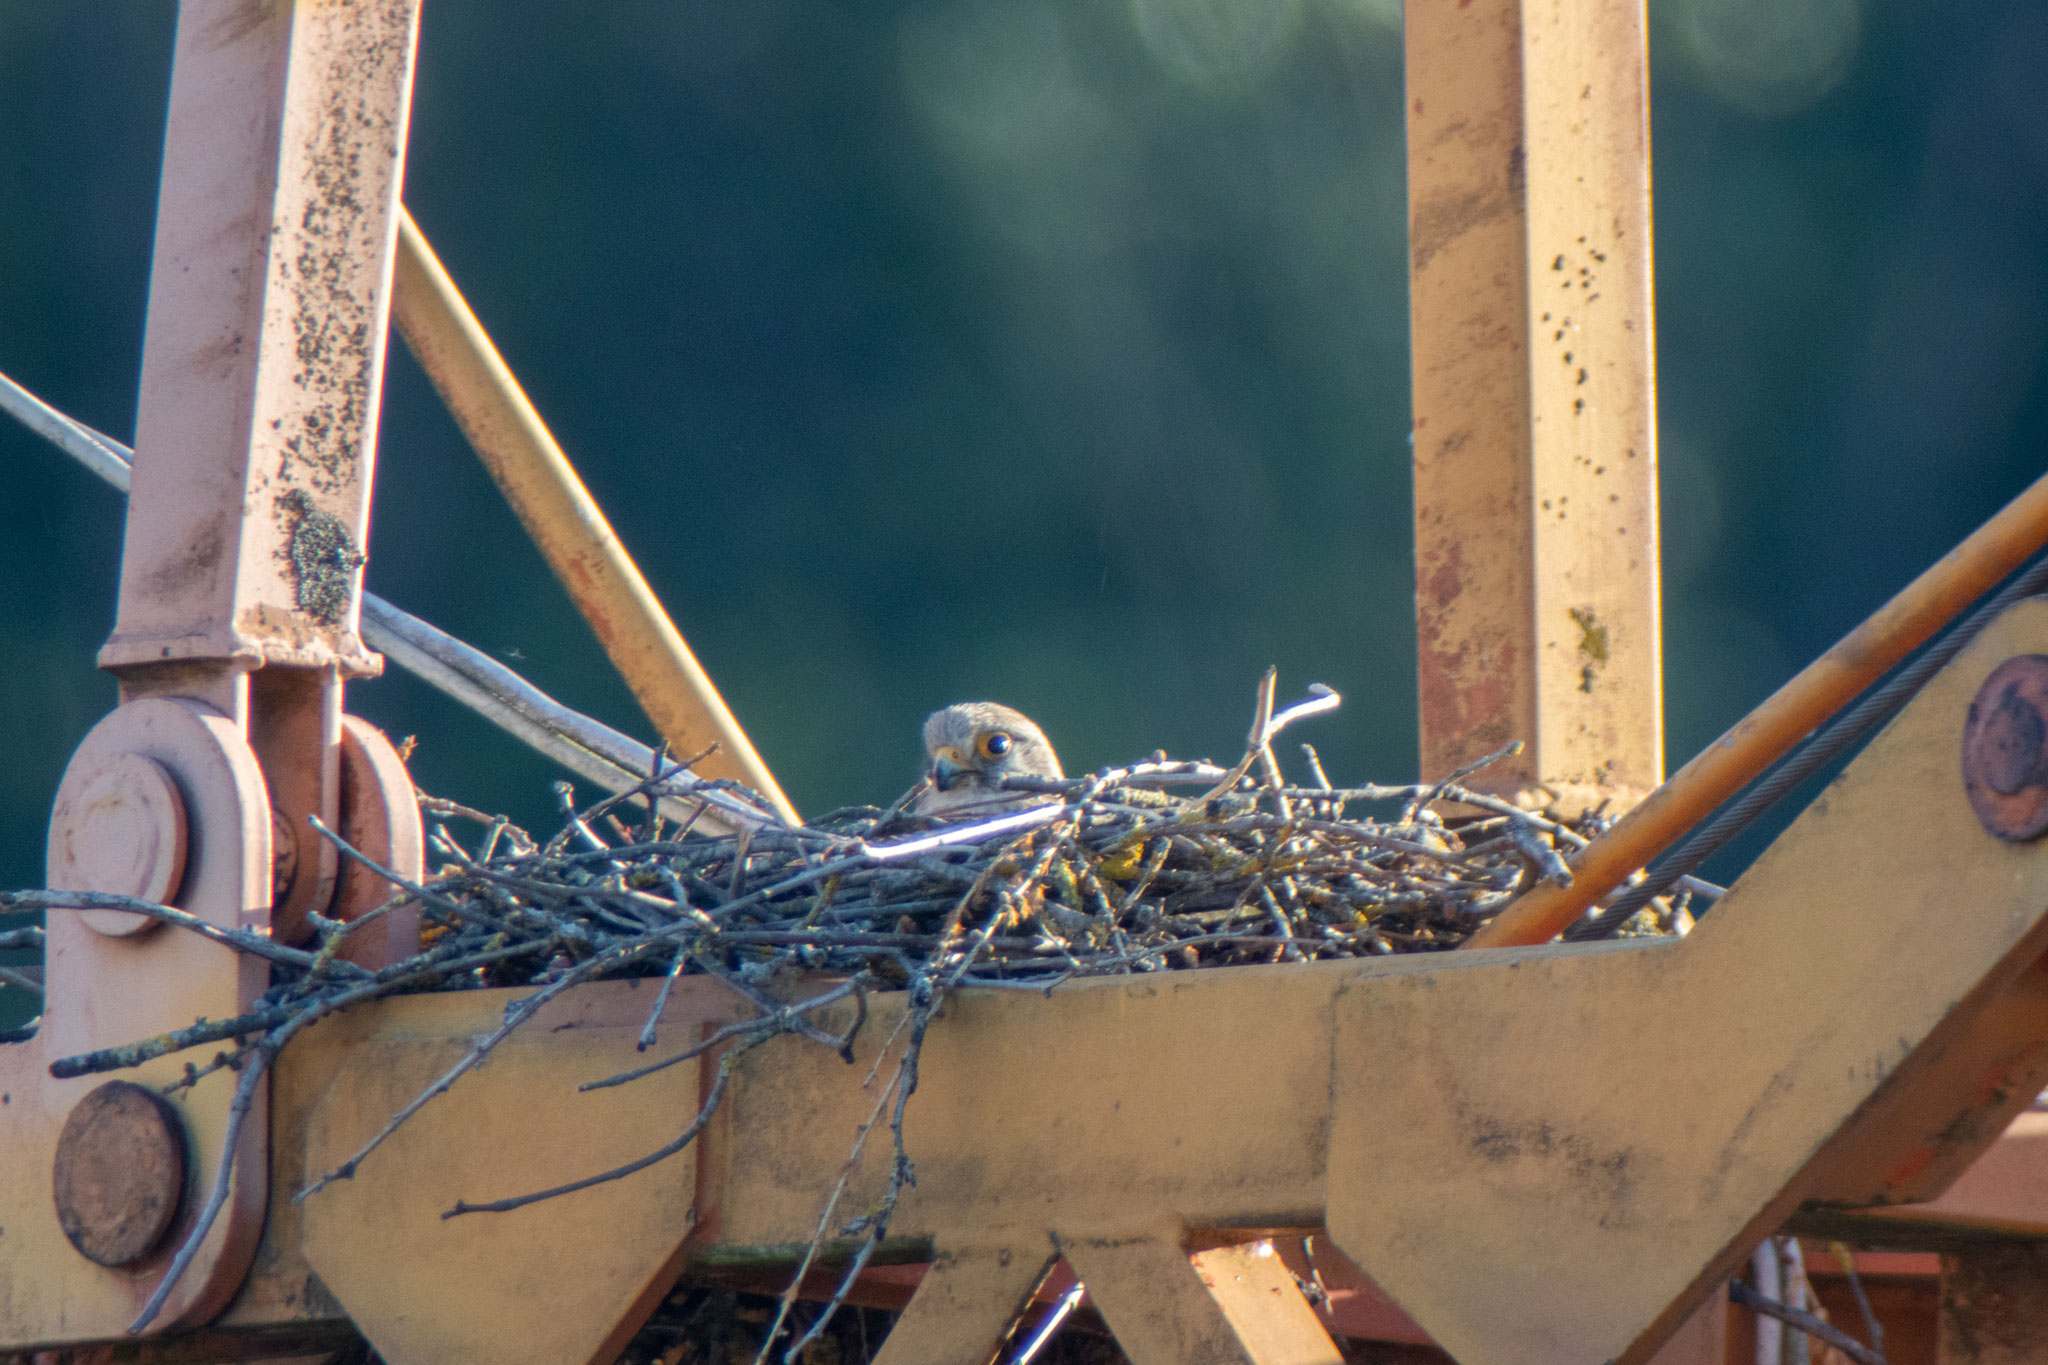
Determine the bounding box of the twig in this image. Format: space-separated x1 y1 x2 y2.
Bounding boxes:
639 952 690 1051
1729 1278 1884 1365
446 1037 760 1217
0 964 42 995
1201 669 1280 802
1828 1242 1886 1362
586 976 873 1092
2 890 350 974
295 947 657 1202
761 1007 921 1365
1505 823 1573 888
1403 741 1526 821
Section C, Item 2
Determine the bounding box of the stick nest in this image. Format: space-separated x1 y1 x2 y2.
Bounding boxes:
13 680 1690 1349
405 755 1648 997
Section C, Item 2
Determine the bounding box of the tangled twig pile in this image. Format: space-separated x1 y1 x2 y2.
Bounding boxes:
4 677 1692 1357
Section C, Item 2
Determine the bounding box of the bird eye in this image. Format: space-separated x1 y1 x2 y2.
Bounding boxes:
977 732 1013 760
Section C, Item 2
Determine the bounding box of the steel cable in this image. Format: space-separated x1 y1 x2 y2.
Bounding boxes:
1569 550 2048 941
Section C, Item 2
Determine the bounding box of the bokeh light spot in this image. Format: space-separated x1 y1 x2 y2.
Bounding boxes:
1129 0 1306 91
898 1 1094 162
1673 0 1861 118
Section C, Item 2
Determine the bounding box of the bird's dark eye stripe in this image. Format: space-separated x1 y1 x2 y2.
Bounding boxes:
980 731 1013 759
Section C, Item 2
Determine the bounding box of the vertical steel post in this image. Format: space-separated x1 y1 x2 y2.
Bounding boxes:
29 0 425 1334
1407 0 1662 813
104 0 414 686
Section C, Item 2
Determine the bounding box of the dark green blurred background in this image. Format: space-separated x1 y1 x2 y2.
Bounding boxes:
3 1 2045 1025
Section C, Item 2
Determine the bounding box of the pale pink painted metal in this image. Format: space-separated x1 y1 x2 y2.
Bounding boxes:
38 696 275 1328
47 752 188 936
101 0 419 679
13 0 429 1338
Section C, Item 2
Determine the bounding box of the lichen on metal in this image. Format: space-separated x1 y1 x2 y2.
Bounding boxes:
277 488 365 626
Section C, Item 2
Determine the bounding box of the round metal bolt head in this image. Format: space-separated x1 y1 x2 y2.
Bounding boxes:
53 1080 188 1267
48 752 188 936
1964 655 2048 840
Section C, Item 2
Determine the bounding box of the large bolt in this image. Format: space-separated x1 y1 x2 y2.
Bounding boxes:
52 1080 188 1267
1963 656 2048 841
47 752 189 936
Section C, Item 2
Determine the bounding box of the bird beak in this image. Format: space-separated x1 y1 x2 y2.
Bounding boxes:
930 748 969 792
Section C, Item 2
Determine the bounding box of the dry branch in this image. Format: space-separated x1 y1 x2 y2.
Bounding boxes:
17 680 1687 1346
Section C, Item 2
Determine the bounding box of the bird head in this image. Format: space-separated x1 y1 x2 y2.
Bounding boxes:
915 702 1064 818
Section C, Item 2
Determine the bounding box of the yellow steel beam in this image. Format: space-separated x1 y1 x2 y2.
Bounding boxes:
868 1244 1054 1365
1469 467 2048 948
389 209 798 823
22 603 2048 1362
688 596 2048 1365
1407 0 1662 814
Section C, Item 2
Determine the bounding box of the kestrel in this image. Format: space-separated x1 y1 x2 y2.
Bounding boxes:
912 702 1065 819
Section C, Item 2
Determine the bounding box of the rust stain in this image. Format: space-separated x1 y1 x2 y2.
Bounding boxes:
1410 186 1512 276
142 519 226 600
1421 540 1466 612
1882 1144 1940 1192
1417 631 1520 761
206 0 280 50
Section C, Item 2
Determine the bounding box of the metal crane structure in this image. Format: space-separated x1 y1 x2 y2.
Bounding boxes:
9 2 2048 1362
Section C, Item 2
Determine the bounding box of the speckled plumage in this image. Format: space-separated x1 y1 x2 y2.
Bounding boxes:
912 702 1064 818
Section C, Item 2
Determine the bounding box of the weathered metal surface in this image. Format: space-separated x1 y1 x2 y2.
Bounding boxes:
1057 1236 1343 1365
5 695 274 1333
16 599 2048 1360
1939 1245 2048 1365
868 1244 1053 1365
1407 0 1662 815
327 715 424 970
42 699 273 1061
1644 1286 1728 1365
706 598 2048 1365
1963 655 2048 841
389 211 799 824
98 0 419 680
47 751 188 937
1807 1110 2048 1243
290 980 752 1365
247 668 343 945
1472 471 2048 947
1330 617 2048 1363
52 1081 188 1268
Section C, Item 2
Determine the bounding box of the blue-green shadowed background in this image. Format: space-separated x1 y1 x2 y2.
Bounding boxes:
3 0 2046 1027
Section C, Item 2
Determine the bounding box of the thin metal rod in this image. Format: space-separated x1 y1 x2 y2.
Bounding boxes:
1569 548 2048 940
0 368 765 834
389 208 798 823
1468 468 2048 947
362 597 767 834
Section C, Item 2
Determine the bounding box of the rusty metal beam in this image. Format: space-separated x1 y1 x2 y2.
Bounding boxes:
389 211 798 823
1407 0 1662 814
